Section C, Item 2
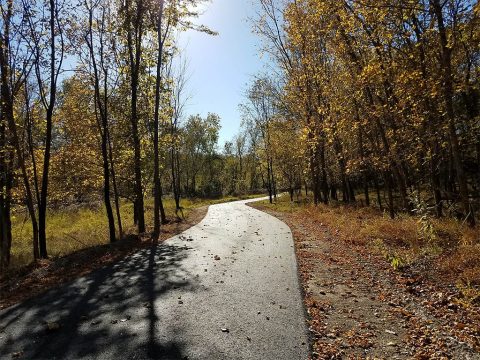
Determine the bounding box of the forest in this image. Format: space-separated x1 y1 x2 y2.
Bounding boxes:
0 0 272 271
0 0 479 271
1 0 480 358
252 0 480 223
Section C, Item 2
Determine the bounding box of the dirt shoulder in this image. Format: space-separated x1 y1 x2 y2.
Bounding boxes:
0 206 208 310
250 203 480 359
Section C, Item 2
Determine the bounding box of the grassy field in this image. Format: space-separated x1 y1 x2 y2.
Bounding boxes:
253 194 480 288
10 194 264 270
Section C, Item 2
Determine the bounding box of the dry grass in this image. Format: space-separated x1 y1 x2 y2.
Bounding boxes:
9 194 264 271
0 204 210 309
256 195 480 287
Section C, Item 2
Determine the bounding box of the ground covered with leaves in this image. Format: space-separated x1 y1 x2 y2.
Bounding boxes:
0 206 207 310
252 200 480 359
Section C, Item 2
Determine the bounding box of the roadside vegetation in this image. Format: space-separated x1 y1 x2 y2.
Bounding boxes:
252 195 480 358
10 194 262 271
0 0 270 274
255 195 480 290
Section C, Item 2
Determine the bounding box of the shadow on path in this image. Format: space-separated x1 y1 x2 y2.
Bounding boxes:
0 242 197 359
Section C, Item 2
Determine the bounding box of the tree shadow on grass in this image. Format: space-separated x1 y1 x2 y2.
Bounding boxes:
0 241 197 359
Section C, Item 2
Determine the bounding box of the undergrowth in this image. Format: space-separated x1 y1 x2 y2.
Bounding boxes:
255 195 480 287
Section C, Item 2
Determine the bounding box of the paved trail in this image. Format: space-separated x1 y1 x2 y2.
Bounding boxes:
0 199 309 359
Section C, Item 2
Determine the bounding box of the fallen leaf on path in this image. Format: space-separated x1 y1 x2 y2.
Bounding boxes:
45 322 61 331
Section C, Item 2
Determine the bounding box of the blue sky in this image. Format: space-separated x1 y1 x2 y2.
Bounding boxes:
179 0 264 146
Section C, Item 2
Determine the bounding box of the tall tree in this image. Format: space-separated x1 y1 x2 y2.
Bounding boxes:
24 0 65 258
0 0 39 267
122 0 146 233
84 0 117 242
242 77 278 203
152 0 170 238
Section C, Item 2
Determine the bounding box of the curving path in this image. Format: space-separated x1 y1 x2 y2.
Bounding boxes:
0 198 309 359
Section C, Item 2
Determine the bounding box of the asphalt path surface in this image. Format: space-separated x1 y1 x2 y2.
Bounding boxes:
0 198 309 359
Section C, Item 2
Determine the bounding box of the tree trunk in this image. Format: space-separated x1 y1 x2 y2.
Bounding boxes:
0 197 11 270
0 115 12 270
357 113 369 206
2 98 40 259
87 7 116 243
341 176 348 203
101 121 116 243
131 95 145 233
159 179 166 224
191 175 196 196
108 129 123 239
126 0 146 234
330 185 337 201
0 177 12 270
364 175 370 207
373 175 383 211
171 149 180 211
134 200 139 225
25 90 41 207
477 141 480 198
153 0 165 238
394 164 410 212
348 178 356 203
38 0 61 258
384 171 395 219
0 7 40 260
38 107 52 259
0 0 13 270
309 150 319 205
319 142 329 204
270 158 277 201
267 161 273 204
175 149 181 210
431 0 474 226
431 139 443 218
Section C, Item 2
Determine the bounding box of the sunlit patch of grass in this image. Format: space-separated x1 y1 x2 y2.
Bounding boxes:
10 194 265 270
252 193 310 213
443 244 480 285
183 193 265 208
358 215 419 248
456 280 480 307
12 204 123 270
